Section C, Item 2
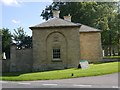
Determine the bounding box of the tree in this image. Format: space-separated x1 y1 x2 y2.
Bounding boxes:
41 2 117 29
116 13 120 55
0 29 2 60
22 36 32 48
41 2 118 33
2 28 12 59
12 27 32 49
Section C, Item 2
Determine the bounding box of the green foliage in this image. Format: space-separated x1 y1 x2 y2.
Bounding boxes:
13 27 32 49
1 62 119 81
13 27 27 45
2 28 12 59
41 2 116 28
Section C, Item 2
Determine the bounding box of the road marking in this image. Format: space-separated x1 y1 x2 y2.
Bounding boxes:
0 81 8 83
8 82 18 84
74 84 92 87
112 86 119 88
18 82 31 85
42 84 58 86
31 81 47 83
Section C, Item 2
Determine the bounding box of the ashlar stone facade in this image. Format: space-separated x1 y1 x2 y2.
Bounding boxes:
29 10 103 71
30 19 81 71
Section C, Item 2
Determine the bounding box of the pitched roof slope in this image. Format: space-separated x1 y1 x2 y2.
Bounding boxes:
29 17 80 29
79 24 101 32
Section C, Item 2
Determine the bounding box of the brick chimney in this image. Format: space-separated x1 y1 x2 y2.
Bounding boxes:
64 14 71 22
52 10 60 18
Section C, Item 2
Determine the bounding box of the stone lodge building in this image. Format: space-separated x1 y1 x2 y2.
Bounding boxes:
9 10 102 72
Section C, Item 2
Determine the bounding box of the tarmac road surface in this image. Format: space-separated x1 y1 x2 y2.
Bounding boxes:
1 73 119 88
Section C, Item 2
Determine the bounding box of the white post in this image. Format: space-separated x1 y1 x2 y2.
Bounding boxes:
103 50 105 57
3 52 6 60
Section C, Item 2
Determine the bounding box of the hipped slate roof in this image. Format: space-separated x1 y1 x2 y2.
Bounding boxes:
79 24 101 32
29 17 101 32
29 17 80 29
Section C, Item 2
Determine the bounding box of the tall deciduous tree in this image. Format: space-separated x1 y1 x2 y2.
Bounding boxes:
41 2 117 29
117 1 120 55
2 28 12 59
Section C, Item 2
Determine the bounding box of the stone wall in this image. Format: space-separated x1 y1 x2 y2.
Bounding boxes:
80 32 103 63
1 60 10 72
10 46 33 72
32 27 80 71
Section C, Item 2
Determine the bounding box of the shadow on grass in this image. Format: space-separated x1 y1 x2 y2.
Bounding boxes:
1 70 63 77
1 68 75 77
2 72 30 77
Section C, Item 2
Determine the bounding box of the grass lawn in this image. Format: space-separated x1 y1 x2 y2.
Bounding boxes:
1 62 120 81
103 56 120 59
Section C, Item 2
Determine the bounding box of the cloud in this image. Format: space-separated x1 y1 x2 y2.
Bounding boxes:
12 19 20 24
19 0 52 2
1 0 21 6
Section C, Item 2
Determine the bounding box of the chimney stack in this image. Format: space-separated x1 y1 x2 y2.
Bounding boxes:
52 10 60 18
64 14 71 22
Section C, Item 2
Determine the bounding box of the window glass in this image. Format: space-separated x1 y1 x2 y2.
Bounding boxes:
53 48 60 59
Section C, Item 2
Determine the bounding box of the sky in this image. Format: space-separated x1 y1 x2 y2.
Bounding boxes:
0 0 119 36
0 0 53 36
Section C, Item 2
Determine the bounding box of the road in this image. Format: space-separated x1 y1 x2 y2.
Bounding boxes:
1 73 119 88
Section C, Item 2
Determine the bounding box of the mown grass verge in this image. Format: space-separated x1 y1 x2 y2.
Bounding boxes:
103 56 120 59
1 62 120 81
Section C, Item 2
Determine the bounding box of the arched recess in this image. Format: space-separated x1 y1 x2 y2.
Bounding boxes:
46 31 67 69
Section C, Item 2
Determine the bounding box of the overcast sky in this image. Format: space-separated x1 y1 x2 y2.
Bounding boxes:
0 0 53 36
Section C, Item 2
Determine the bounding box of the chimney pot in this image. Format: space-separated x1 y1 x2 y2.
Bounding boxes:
64 14 71 22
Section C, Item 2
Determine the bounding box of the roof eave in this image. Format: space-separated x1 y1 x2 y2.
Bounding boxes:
79 30 102 33
29 25 81 30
